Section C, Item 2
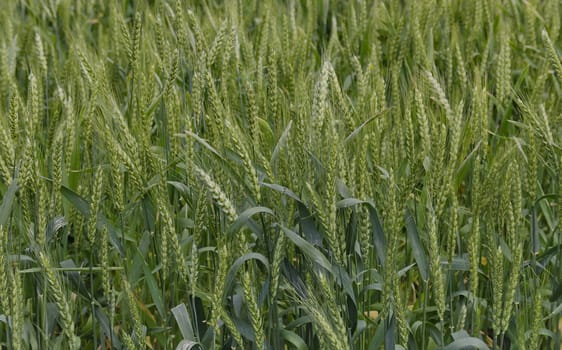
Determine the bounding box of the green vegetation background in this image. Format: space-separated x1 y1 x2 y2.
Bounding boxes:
0 0 561 349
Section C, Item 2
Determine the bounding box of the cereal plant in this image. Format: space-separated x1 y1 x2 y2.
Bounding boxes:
0 0 561 349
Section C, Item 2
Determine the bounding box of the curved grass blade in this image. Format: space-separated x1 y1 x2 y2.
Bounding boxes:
280 329 309 350
229 206 275 233
260 182 303 203
224 252 270 297
336 198 364 209
344 109 387 144
183 131 224 161
271 120 292 168
279 225 331 271
172 303 196 342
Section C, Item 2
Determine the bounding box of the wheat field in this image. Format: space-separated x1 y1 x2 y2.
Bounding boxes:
0 0 561 349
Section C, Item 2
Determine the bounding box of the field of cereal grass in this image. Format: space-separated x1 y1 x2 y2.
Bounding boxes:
0 1 561 349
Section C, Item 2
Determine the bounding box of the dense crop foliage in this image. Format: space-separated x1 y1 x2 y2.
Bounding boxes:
0 0 561 349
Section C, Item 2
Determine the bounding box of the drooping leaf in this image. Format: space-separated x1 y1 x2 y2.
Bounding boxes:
184 131 225 161
280 225 331 271
260 182 303 203
167 181 190 195
344 110 387 144
229 206 275 233
280 329 309 350
336 198 364 209
172 303 196 341
223 252 270 297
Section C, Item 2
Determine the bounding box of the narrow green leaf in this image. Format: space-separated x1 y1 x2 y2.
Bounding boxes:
172 303 196 341
368 320 386 350
60 185 90 216
260 182 303 203
7 255 35 264
538 196 555 232
167 181 190 195
271 120 292 167
405 209 429 281
143 92 165 120
336 198 364 209
280 329 309 350
384 312 396 350
441 256 472 272
143 262 166 320
224 252 270 297
365 201 386 265
336 179 353 199
332 264 357 304
344 110 387 144
229 206 275 233
184 130 224 160
280 225 331 271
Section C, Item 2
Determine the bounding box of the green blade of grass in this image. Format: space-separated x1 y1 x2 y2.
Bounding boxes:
280 225 331 272
172 303 196 341
406 208 429 281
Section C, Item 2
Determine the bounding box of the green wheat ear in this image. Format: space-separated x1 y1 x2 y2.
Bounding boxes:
428 213 445 321
123 279 146 350
194 165 238 224
39 252 80 349
495 26 511 106
243 270 265 350
0 227 9 312
542 29 562 81
87 167 104 246
0 123 14 183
